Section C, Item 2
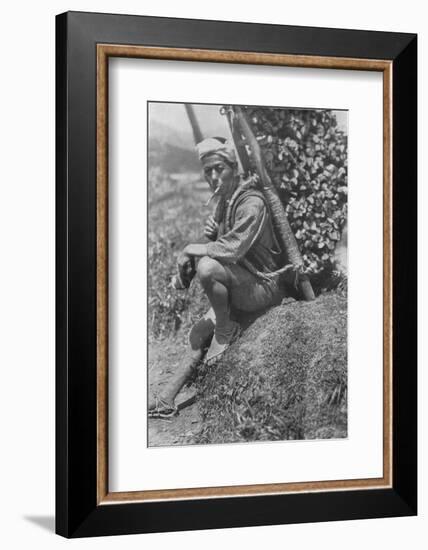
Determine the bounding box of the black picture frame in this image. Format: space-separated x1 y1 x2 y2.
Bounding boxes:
56 11 417 538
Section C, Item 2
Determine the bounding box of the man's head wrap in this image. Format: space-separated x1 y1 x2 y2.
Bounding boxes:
196 137 237 166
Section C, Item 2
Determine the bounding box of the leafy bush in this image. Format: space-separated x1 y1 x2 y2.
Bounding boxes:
243 107 348 276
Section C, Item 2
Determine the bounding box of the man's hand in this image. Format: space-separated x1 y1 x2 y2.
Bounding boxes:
177 249 192 272
204 216 219 241
174 249 195 289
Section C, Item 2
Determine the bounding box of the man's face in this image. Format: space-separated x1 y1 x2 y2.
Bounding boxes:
202 154 235 197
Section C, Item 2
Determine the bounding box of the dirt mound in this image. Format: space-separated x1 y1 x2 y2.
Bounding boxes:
195 291 347 444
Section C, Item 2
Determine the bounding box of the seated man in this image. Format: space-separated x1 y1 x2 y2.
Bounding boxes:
148 137 285 417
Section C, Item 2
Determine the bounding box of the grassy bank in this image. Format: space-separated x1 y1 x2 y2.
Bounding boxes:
194 291 347 444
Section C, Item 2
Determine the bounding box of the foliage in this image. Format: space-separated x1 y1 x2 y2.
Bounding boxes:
243 107 348 276
148 167 209 338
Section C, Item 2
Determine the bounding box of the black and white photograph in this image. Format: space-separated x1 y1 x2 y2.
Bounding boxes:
147 101 348 447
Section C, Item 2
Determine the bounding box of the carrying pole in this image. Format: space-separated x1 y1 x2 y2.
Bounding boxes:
229 106 315 301
184 104 204 144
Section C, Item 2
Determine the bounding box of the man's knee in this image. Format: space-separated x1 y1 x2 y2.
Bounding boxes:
197 256 222 286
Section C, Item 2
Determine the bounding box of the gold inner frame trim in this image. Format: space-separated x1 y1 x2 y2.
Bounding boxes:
96 44 393 505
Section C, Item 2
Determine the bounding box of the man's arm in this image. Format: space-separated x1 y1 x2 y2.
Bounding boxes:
205 196 266 263
179 196 266 267
183 243 209 258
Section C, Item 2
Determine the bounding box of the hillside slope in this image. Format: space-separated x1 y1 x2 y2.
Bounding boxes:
195 292 347 444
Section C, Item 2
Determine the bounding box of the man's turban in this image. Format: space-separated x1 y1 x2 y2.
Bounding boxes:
196 137 237 166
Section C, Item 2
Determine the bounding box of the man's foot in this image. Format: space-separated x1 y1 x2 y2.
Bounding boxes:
148 394 178 419
205 320 240 365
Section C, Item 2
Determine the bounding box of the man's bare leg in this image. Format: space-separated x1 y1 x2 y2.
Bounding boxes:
153 349 202 408
197 256 233 328
148 311 215 413
197 256 240 362
149 256 238 414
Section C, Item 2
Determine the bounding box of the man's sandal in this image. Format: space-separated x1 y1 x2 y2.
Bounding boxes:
205 321 240 366
148 392 198 419
148 395 178 419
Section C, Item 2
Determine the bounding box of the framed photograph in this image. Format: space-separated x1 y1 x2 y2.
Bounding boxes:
56 11 417 537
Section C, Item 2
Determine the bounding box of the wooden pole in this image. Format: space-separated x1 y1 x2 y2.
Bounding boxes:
225 108 251 177
184 104 204 144
232 106 315 301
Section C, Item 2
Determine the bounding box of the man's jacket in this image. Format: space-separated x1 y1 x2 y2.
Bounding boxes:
206 184 283 276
